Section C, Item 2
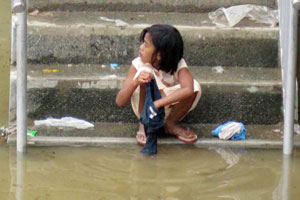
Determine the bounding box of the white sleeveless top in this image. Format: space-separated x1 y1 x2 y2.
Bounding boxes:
130 57 201 117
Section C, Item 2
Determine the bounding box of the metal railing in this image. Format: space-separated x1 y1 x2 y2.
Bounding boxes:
9 0 300 155
12 0 27 153
280 0 299 155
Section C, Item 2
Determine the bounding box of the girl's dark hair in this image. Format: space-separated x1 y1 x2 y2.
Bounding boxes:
140 24 184 74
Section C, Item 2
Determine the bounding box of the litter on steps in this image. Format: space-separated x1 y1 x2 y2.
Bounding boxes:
99 16 128 28
209 4 278 27
34 117 94 129
294 0 300 10
27 129 37 137
212 121 246 140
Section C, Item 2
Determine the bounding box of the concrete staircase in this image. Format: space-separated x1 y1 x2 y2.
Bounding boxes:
9 0 282 141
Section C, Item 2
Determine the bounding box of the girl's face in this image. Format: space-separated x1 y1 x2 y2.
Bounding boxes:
139 33 157 66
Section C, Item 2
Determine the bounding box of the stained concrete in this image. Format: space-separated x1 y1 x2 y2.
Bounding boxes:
9 65 282 125
24 122 283 140
24 86 282 124
7 123 291 149
28 0 277 12
26 11 278 67
8 0 284 147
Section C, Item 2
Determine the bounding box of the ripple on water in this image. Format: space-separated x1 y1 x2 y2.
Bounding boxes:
3 146 290 200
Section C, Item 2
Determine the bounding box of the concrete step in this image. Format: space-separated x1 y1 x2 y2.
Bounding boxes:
9 64 282 124
27 11 279 68
26 122 284 140
28 0 277 13
7 123 288 148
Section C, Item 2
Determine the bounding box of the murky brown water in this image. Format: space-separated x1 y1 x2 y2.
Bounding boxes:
1 2 300 200
1 145 300 200
0 0 10 126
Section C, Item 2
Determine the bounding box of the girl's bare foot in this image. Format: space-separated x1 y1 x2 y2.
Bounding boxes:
165 123 197 143
136 123 146 146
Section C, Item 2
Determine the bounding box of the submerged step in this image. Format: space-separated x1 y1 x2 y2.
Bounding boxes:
28 0 277 13
7 123 284 148
9 65 282 124
27 11 278 68
7 123 287 148
22 122 283 141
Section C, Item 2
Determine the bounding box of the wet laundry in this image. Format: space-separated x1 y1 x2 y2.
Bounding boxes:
140 79 165 155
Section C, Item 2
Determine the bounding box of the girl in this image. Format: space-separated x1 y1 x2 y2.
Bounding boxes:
116 24 201 145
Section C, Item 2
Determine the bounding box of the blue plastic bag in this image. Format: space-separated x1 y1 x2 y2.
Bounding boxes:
212 121 246 140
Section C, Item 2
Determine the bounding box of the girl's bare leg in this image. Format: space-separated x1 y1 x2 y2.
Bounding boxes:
136 85 198 141
165 92 198 139
136 84 146 142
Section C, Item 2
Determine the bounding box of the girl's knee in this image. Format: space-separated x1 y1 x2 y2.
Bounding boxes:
184 91 198 106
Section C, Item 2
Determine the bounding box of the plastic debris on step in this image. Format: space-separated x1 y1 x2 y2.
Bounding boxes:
247 86 259 93
12 0 25 13
27 129 37 137
110 63 119 73
42 69 59 73
0 127 7 137
294 124 300 134
115 19 128 27
212 66 224 74
0 124 17 137
100 17 128 28
34 117 94 129
29 10 39 16
294 0 300 10
212 121 246 140
208 4 278 27
272 128 281 133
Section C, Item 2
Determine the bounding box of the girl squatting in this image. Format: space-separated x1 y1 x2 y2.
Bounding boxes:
116 24 201 146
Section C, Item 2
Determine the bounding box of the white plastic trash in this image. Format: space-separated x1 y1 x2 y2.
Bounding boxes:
100 16 128 28
34 117 94 129
209 4 278 27
219 122 241 140
294 0 300 10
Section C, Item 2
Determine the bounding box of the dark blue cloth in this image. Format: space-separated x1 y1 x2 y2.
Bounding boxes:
140 79 165 155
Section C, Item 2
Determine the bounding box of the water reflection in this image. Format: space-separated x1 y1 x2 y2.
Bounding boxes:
0 0 10 126
16 152 25 200
208 147 245 200
8 147 25 200
209 147 244 169
273 155 292 200
4 146 294 199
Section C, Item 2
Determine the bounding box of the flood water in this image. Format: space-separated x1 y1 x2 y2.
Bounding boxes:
0 0 10 126
0 145 300 200
2 2 300 200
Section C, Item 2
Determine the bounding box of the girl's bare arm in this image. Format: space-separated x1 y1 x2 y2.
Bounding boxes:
116 65 153 107
154 68 194 109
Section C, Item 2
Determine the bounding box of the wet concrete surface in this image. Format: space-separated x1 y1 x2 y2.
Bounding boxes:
9 65 282 125
26 11 278 67
0 0 10 126
28 0 277 13
24 122 284 140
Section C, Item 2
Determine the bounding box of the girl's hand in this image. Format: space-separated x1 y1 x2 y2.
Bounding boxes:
135 70 153 85
134 63 154 85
